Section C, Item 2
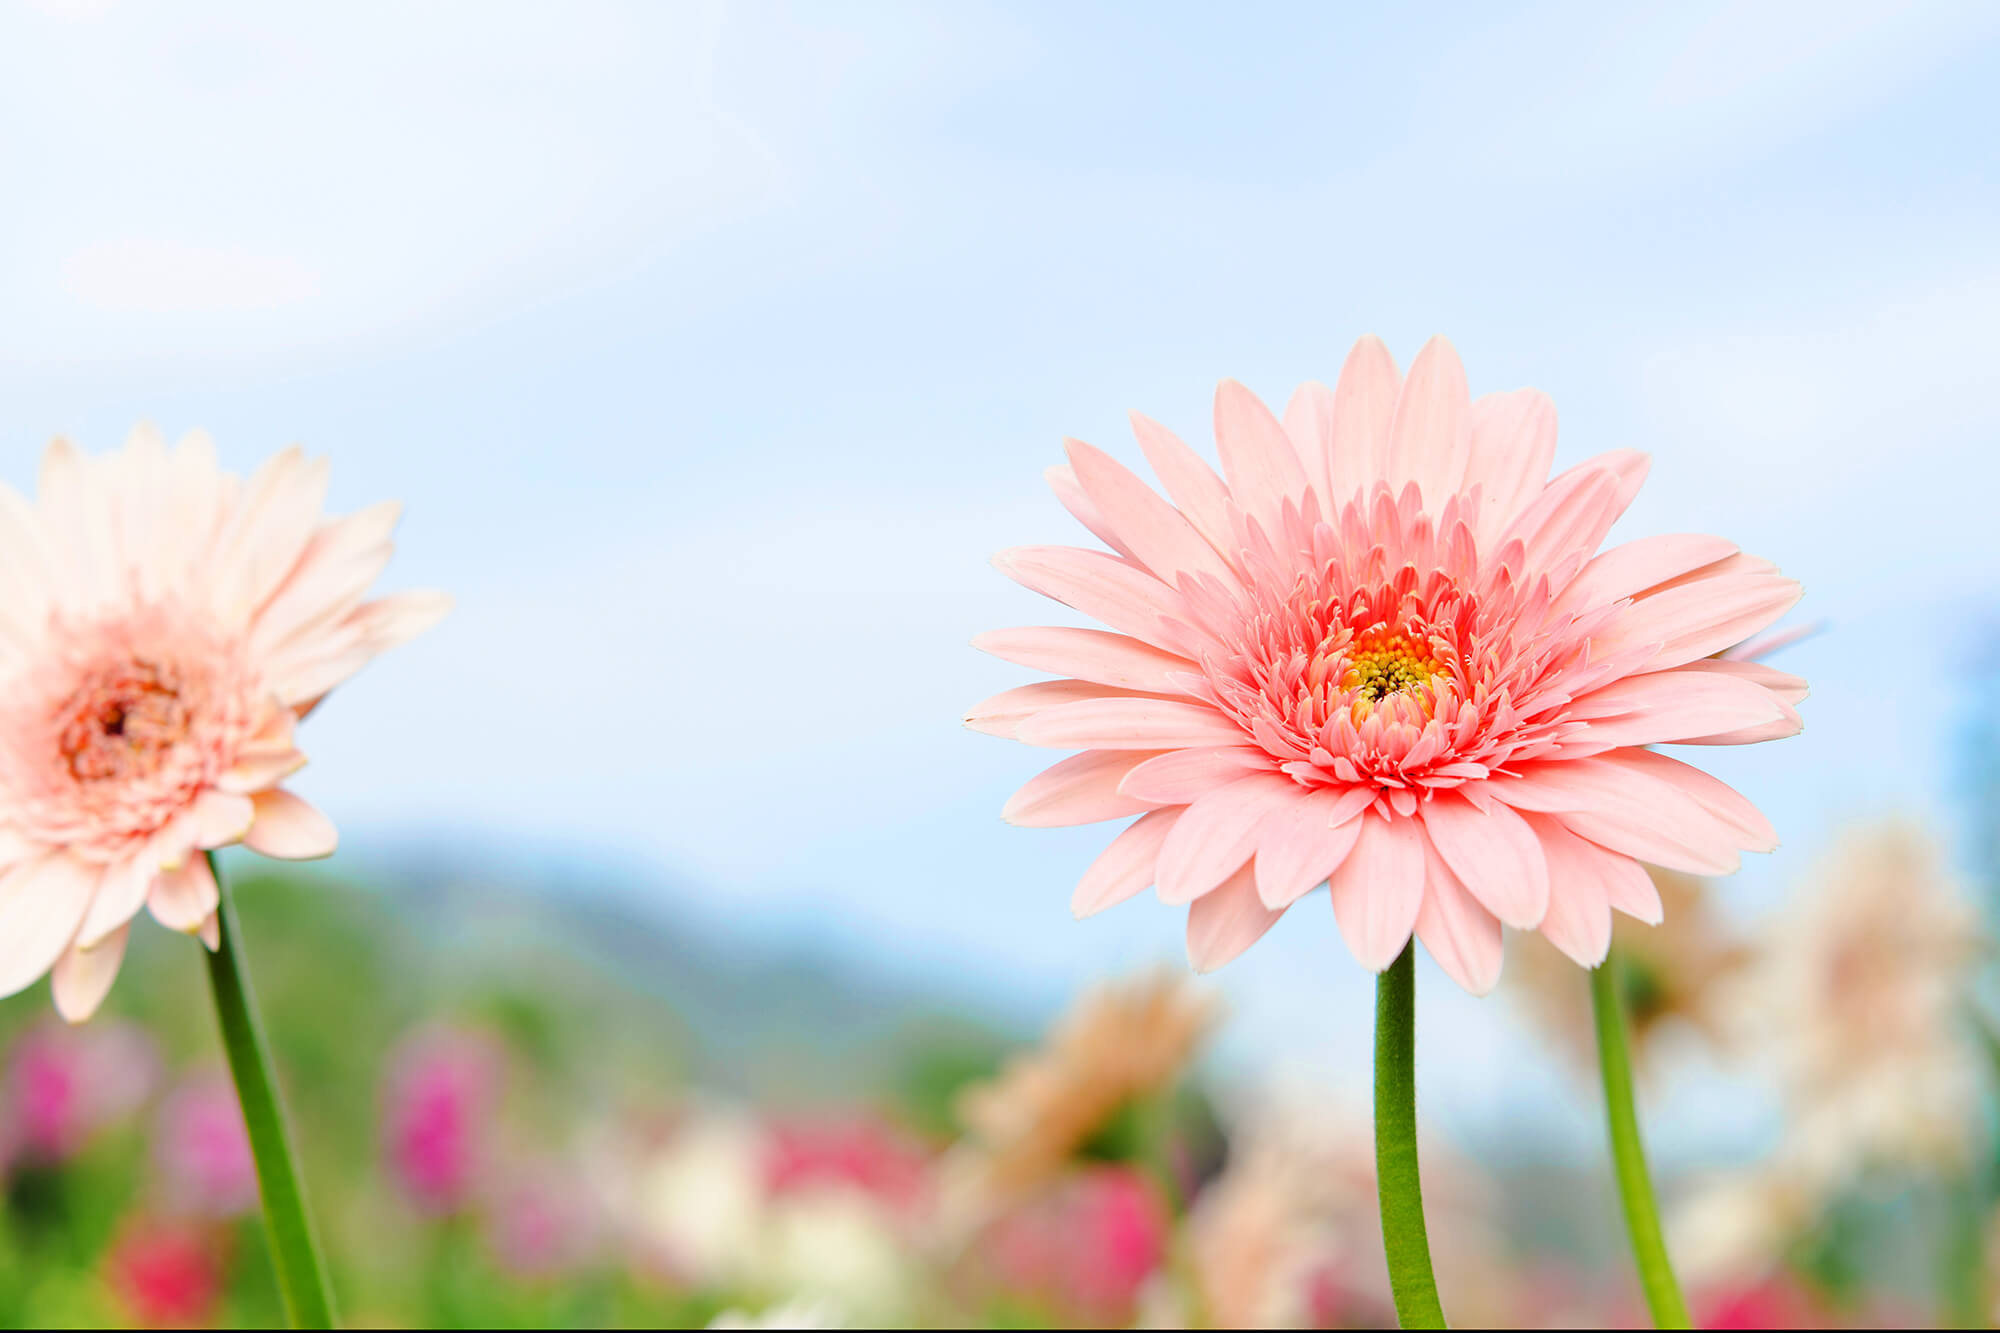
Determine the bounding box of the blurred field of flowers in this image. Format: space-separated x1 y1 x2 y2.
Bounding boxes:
2 792 1996 1329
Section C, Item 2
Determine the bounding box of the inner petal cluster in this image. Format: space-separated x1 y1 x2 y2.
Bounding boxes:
0 607 260 859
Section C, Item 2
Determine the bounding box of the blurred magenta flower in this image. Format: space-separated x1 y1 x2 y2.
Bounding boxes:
986 1166 1166 1321
1 1021 158 1165
382 1027 502 1215
0 430 448 1020
107 1219 225 1329
969 336 1803 989
765 1116 929 1213
153 1072 257 1218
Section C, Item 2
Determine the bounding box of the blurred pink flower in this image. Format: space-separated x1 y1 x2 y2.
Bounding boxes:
382 1028 502 1215
970 336 1803 989
153 1073 257 1218
1698 1276 1825 1329
486 1162 601 1279
765 1116 929 1213
986 1166 1167 1321
0 429 448 1021
1 1020 158 1165
107 1219 225 1329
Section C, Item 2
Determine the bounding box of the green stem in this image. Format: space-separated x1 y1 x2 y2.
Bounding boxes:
203 852 337 1328
1375 943 1447 1329
1591 950 1691 1330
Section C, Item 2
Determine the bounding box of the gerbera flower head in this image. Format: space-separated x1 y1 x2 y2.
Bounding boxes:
0 428 448 1021
970 336 1804 991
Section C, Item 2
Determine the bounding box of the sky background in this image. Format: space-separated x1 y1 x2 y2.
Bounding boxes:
2 0 1998 1161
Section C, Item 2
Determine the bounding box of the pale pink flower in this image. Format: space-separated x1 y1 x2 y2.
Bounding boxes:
153 1072 257 1218
969 337 1804 990
0 428 447 1020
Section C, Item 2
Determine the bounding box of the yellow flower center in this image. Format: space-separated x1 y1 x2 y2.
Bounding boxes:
1341 632 1446 703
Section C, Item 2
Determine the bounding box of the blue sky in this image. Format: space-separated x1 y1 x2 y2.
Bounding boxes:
2 1 1997 1157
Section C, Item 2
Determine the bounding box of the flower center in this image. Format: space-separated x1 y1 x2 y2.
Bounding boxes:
56 659 191 784
1339 631 1446 704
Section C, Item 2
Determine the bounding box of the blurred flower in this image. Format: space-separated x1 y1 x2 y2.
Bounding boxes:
1697 1275 1828 1330
153 1072 257 1218
1668 1165 1819 1288
1170 1085 1508 1329
1507 867 1752 1075
946 970 1214 1209
106 1219 225 1328
755 1183 914 1322
485 1159 602 1279
1 1020 158 1165
382 1027 502 1215
707 1299 844 1329
1748 821 1984 1185
0 430 448 1021
970 335 1801 989
985 1166 1168 1324
765 1116 930 1215
621 1107 769 1285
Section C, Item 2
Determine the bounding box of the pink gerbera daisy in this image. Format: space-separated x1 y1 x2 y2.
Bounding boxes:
969 336 1804 992
0 427 448 1021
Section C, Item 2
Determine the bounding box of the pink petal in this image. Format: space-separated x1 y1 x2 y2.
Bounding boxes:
1600 854 1664 924
1253 786 1372 908
1591 573 1803 672
149 856 219 932
190 789 255 850
244 789 338 860
1128 410 1237 558
972 626 1198 694
1326 335 1401 502
1676 657 1808 707
1615 749 1778 852
1003 750 1165 827
76 855 154 949
1419 793 1549 929
1156 773 1300 905
1557 533 1738 613
1488 754 1751 875
1186 864 1286 973
1413 838 1503 995
1384 336 1471 504
51 923 129 1023
1072 809 1179 919
1045 463 1136 563
1521 815 1614 967
1214 379 1311 531
0 854 98 999
965 681 1173 739
1502 451 1649 574
1463 388 1557 546
1119 746 1276 804
1280 380 1336 505
992 546 1194 654
1067 439 1237 588
1015 697 1249 750
1326 813 1426 970
1568 668 1790 747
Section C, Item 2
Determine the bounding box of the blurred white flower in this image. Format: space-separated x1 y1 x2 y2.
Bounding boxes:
707 1298 844 1329
1746 820 1985 1187
754 1186 911 1322
1667 1165 1818 1286
625 1109 769 1285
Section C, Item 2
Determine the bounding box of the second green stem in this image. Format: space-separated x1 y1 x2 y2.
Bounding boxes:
1591 948 1691 1330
